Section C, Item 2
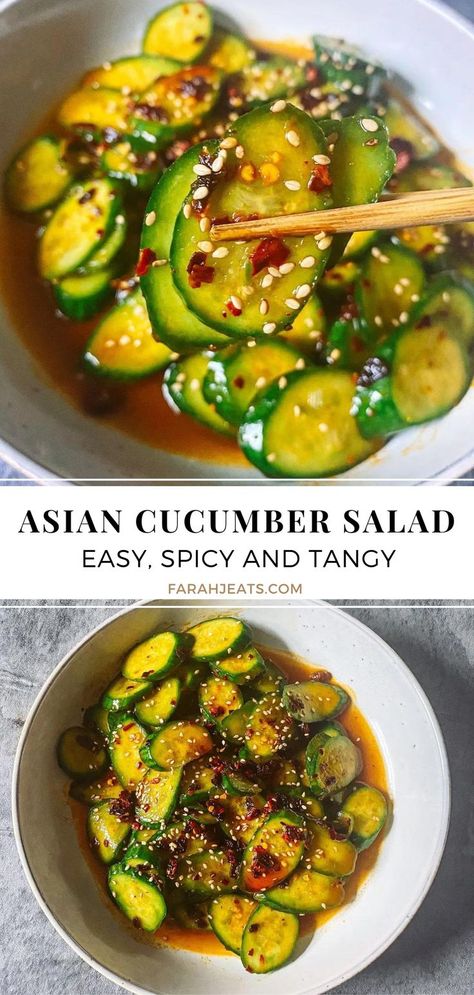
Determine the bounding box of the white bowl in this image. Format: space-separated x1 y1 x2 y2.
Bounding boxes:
0 0 473 482
12 602 450 995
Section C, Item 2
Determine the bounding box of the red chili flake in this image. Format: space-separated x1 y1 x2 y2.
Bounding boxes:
207 799 225 820
135 103 169 123
122 722 134 731
167 856 179 880
187 251 215 289
263 796 279 815
281 822 306 844
416 315 432 329
250 846 281 878
78 189 95 205
309 163 332 193
391 137 414 174
249 923 259 933
178 74 211 101
226 298 242 317
136 247 157 277
209 704 226 717
209 755 226 776
248 949 255 957
250 237 290 276
132 917 142 929
310 669 333 683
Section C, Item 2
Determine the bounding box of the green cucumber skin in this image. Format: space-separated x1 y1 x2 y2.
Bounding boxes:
54 272 113 322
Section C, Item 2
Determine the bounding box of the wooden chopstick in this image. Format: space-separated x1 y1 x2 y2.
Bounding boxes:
210 186 474 242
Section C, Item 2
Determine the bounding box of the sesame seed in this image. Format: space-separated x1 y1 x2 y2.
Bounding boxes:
268 266 282 278
235 145 245 159
352 84 364 95
200 217 211 232
279 262 295 275
286 298 300 310
295 284 311 299
319 422 329 433
371 246 381 258
255 376 267 388
263 322 276 334
220 136 238 150
278 376 287 389
399 311 409 323
295 357 305 369
317 236 333 251
260 299 269 315
197 240 213 253
119 334 130 346
212 246 229 259
211 155 225 173
286 130 300 147
145 210 156 226
374 315 383 327
400 277 410 287
271 99 287 113
361 118 379 132
301 255 316 268
285 180 301 191
152 258 167 267
193 164 212 176
230 295 242 311
104 339 115 348
267 453 276 463
394 284 403 296
183 203 192 219
193 186 209 200
313 154 331 165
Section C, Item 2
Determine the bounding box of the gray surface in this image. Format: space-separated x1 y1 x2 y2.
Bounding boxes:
1 604 473 995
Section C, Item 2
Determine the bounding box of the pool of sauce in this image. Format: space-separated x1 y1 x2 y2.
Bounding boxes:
69 645 390 958
0 39 461 472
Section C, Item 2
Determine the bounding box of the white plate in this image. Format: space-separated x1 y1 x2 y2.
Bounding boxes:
0 0 473 482
12 603 450 995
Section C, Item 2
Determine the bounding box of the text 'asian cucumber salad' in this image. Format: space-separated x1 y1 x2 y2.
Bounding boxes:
4 1 473 476
57 615 390 973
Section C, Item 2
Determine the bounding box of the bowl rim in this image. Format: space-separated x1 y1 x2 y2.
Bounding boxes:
0 0 473 484
11 600 451 995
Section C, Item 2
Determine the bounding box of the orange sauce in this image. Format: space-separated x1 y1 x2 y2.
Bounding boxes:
69 645 390 958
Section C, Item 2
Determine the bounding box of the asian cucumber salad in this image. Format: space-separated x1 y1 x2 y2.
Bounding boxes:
4 1 473 477
57 616 390 973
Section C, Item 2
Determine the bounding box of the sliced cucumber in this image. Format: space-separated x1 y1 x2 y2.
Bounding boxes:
241 905 299 974
101 142 161 192
143 2 213 63
391 161 471 194
356 241 425 336
57 726 107 781
243 693 295 763
220 792 267 845
69 771 123 805
83 54 181 93
135 768 182 827
84 703 110 737
252 660 285 696
234 58 307 109
204 340 308 426
282 680 349 723
123 629 186 681
58 87 132 140
5 135 73 214
264 867 345 914
180 756 217 806
325 313 372 372
207 29 255 73
88 799 131 864
54 268 113 321
341 783 388 850
343 230 377 260
221 767 261 796
80 214 126 274
210 894 256 953
178 849 239 898
313 35 385 99
122 841 163 870
211 645 265 684
39 179 120 280
140 141 230 352
108 865 166 930
199 675 243 724
280 294 327 355
135 676 182 728
396 223 449 268
84 288 173 380
172 900 211 930
140 720 213 769
187 616 251 663
383 98 439 162
171 105 334 338
221 700 258 746
109 716 148 789
102 674 153 711
239 368 379 478
306 822 357 877
320 259 360 297
129 66 222 150
163 352 234 435
241 809 305 892
306 727 362 797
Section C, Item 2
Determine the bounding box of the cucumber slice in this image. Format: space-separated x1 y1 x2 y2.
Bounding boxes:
180 756 217 806
239 368 379 478
84 703 111 736
341 783 388 850
172 900 211 930
221 767 261 796
135 768 182 827
140 141 230 352
234 58 307 109
391 161 471 194
241 904 299 974
243 694 295 762
101 142 160 192
241 810 306 892
356 241 425 336
306 822 357 877
102 674 153 711
54 268 113 321
135 676 182 728
220 792 267 845
88 799 131 864
57 726 108 781
325 313 372 372
282 680 349 723
383 98 439 162
211 645 265 684
175 659 208 692
163 352 235 435
122 841 163 870
210 894 256 953
343 230 377 260
204 340 308 426
108 865 166 931
69 771 123 805
84 288 174 380
320 259 360 296
58 87 132 141
171 105 334 338
313 36 385 99
129 66 222 150
109 716 148 789
221 700 258 746
123 630 186 681
306 727 362 797
140 720 213 769
187 617 251 663
280 294 327 355
39 179 120 280
80 214 126 274
252 660 285 696
143 2 213 63
178 849 239 898
207 29 255 73
396 224 449 268
199 675 243 724
5 136 73 214
264 867 345 914
83 55 181 93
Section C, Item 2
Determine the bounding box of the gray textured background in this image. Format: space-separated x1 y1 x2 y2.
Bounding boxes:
1 604 473 995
